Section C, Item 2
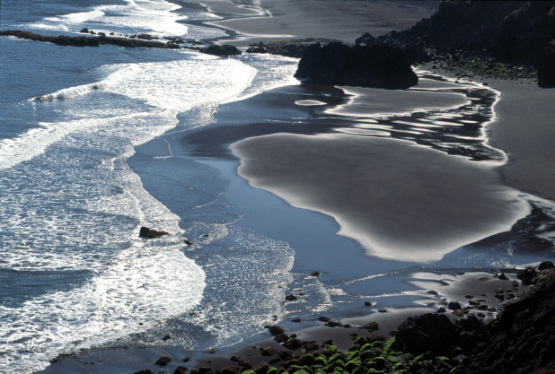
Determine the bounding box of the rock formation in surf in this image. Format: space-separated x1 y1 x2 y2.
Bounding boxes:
294 42 418 89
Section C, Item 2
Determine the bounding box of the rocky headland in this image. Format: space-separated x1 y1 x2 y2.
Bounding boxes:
357 0 555 87
248 1 555 87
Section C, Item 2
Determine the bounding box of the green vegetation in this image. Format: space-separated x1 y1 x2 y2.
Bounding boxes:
434 54 537 80
241 336 464 374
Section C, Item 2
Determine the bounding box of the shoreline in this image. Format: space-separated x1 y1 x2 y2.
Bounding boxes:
35 0 555 373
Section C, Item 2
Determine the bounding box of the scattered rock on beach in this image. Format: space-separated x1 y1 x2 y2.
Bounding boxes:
219 365 238 374
265 325 285 336
155 356 172 366
294 42 418 89
517 266 537 285
358 321 379 331
448 301 462 310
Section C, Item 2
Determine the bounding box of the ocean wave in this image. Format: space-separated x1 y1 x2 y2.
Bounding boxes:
28 0 190 38
0 242 206 373
30 82 105 102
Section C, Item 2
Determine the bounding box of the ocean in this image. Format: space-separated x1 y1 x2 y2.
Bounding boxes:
1 1 554 373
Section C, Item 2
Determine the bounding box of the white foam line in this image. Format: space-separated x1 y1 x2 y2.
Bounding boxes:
0 111 160 171
30 82 105 103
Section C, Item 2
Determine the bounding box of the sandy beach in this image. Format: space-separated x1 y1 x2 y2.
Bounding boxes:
35 0 555 373
487 80 555 202
205 0 439 46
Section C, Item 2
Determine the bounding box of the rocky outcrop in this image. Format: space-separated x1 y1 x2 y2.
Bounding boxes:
392 313 489 358
246 39 338 58
468 268 555 373
538 39 555 87
0 30 101 47
0 30 180 49
139 226 169 238
294 42 418 89
359 1 555 86
201 45 241 57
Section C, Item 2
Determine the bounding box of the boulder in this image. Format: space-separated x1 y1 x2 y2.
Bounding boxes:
197 367 214 374
538 39 555 87
448 301 462 310
392 313 488 357
392 313 459 356
174 367 188 374
265 325 285 336
155 356 172 366
202 45 241 57
139 226 169 238
219 366 239 374
539 260 555 270
517 266 537 285
137 33 155 40
294 42 418 89
282 338 303 350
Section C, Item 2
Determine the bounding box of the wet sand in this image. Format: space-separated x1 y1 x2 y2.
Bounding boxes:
203 0 440 46
231 132 528 262
487 80 555 203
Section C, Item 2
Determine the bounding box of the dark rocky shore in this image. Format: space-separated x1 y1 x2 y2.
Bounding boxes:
364 0 555 87
249 0 555 87
130 263 555 374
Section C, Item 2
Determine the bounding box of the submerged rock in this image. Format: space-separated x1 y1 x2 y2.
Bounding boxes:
294 42 418 89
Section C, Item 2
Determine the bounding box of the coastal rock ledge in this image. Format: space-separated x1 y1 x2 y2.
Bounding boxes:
294 42 418 89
